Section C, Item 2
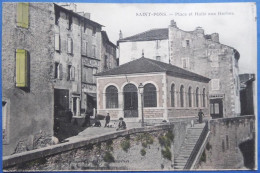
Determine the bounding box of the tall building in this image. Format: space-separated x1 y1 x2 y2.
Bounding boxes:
117 20 240 118
2 3 55 156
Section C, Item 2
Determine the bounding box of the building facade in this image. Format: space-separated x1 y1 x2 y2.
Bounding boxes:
117 20 241 118
96 58 210 122
2 3 55 156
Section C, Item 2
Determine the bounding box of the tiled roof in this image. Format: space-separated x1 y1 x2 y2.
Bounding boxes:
118 28 168 42
96 57 210 82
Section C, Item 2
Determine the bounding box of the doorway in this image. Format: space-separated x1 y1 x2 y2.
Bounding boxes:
123 84 138 118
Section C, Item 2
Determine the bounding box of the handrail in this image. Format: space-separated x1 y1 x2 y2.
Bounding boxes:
184 121 209 169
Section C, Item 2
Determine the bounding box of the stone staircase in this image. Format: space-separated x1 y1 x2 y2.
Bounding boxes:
174 123 206 170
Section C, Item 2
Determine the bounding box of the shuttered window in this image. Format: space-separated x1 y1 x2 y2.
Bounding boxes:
67 38 73 54
69 66 75 81
82 41 87 56
55 34 60 52
16 49 28 87
17 3 29 28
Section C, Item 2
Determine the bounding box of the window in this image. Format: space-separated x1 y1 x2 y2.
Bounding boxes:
93 68 97 82
92 45 96 58
196 87 199 107
16 49 28 87
188 87 192 107
156 56 161 61
92 27 96 36
17 3 29 28
55 34 60 52
156 40 160 49
144 84 157 107
211 79 220 90
82 41 88 56
182 58 189 68
106 86 118 108
186 40 190 47
180 85 184 107
171 84 175 107
67 15 72 30
55 63 62 80
202 88 206 107
55 9 60 25
68 65 75 81
67 38 73 54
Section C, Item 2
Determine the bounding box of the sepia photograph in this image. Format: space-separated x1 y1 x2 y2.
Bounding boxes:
1 2 257 171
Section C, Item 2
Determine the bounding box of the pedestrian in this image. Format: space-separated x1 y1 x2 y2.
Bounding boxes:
104 113 110 127
82 112 91 127
67 110 73 123
198 109 204 123
116 117 126 131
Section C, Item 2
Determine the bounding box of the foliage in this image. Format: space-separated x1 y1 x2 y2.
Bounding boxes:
106 140 113 151
158 135 171 148
103 151 115 163
200 150 206 163
120 139 130 152
142 142 148 148
161 147 172 160
140 148 146 156
165 130 174 142
125 134 131 140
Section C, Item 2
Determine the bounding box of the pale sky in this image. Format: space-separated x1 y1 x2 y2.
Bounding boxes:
76 3 257 74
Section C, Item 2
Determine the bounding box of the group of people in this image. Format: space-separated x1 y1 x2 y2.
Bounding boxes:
83 112 126 130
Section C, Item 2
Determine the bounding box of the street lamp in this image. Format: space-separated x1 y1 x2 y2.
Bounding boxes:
138 83 144 127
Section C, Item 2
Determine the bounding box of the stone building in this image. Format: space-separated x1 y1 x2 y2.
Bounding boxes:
2 3 55 156
53 3 102 120
117 20 241 118
101 31 117 71
96 57 210 122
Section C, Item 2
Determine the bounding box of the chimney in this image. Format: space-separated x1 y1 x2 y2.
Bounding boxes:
60 3 77 12
170 19 177 27
119 30 123 39
211 33 219 43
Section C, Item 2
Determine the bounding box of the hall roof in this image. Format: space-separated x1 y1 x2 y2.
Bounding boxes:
118 28 168 42
96 57 210 82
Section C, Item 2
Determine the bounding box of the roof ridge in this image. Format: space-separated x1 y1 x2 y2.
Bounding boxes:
122 28 168 40
144 58 168 71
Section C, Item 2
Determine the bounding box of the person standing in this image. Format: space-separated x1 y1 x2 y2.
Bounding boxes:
104 113 110 127
198 109 204 123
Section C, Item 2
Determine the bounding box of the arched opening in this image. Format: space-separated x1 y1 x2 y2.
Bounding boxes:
188 87 192 107
180 85 184 107
144 83 157 107
123 84 138 117
196 87 199 107
106 85 118 108
171 84 175 107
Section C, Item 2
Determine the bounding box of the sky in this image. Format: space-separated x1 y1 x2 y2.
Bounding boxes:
76 2 257 74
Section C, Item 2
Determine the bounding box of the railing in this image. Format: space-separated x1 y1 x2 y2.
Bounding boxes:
184 121 209 170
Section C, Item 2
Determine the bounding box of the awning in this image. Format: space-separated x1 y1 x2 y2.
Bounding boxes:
87 93 96 98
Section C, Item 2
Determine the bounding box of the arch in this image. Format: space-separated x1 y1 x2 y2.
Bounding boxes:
105 85 118 108
180 85 184 107
188 86 192 107
144 83 157 107
196 87 199 107
123 83 138 117
202 88 206 107
171 83 175 107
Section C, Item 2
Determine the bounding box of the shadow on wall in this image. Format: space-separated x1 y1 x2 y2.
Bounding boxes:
238 139 255 170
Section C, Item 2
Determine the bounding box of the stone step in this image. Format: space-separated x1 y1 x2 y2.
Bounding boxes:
174 166 185 169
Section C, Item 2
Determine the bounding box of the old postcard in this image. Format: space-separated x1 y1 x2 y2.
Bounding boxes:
2 2 257 171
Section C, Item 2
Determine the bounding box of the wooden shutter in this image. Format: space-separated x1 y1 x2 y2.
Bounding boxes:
58 64 63 80
68 38 72 54
17 3 29 28
71 66 75 80
55 34 60 51
16 49 28 87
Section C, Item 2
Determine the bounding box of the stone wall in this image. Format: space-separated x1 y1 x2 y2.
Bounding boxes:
2 3 55 156
3 123 188 171
196 115 255 170
168 23 240 117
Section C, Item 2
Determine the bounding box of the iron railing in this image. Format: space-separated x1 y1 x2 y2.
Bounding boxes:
184 121 209 170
